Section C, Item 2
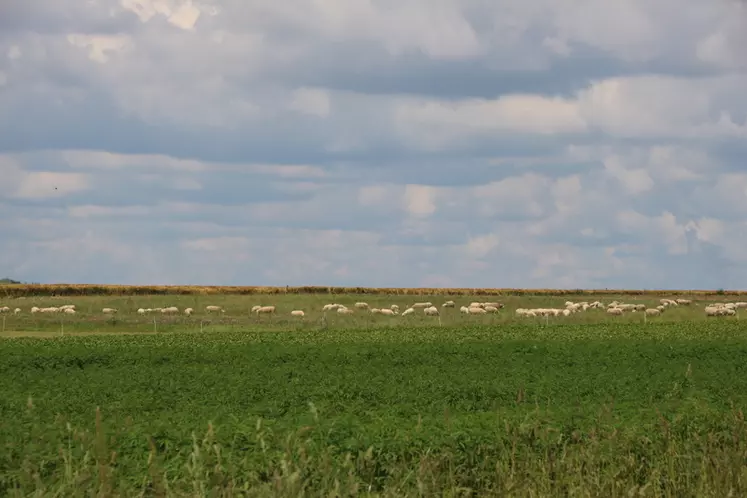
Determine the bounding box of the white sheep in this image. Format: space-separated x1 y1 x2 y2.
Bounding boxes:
370 308 382 314
14 308 21 314
459 306 469 314
137 308 147 315
205 305 224 313
484 305 499 313
64 308 76 315
423 306 439 316
354 302 369 310
160 307 179 315
184 308 194 316
251 305 262 313
645 308 661 316
0 306 10 313
468 307 487 315
390 305 400 312
402 307 415 316
102 308 117 314
256 306 276 316
379 308 397 316
31 306 40 313
442 301 455 308
337 307 353 315
676 299 692 305
482 302 503 309
607 307 623 316
705 306 736 317
412 302 433 309
290 310 305 318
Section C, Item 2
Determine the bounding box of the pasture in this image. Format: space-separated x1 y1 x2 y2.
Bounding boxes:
0 291 739 336
1 290 747 496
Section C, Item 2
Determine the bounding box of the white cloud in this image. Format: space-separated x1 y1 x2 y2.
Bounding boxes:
66 34 133 63
403 185 437 218
287 87 331 118
463 233 500 259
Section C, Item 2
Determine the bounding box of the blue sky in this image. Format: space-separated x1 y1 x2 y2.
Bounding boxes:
1 0 747 288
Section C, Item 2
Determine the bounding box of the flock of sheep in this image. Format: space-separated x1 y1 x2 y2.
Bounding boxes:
1 297 745 321
516 298 695 318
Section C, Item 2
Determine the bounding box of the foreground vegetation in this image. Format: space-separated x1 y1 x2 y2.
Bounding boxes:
2 322 747 496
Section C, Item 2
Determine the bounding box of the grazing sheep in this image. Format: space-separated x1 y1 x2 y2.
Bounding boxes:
337 307 353 315
102 308 117 314
676 299 692 305
354 302 369 310
645 308 661 316
423 306 439 316
705 305 736 317
484 305 499 313
442 300 455 308
64 308 76 315
14 308 21 314
205 305 224 313
379 308 397 316
30 307 40 313
137 308 147 314
290 310 305 317
256 306 276 316
460 306 469 314
402 307 415 316
468 307 487 315
412 302 433 309
370 308 382 314
0 306 10 313
184 308 194 316
251 305 262 313
482 302 504 309
515 308 537 318
606 307 623 316
160 306 179 315
390 305 399 312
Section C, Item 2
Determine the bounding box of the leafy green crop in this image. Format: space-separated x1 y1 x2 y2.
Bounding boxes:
1 322 747 496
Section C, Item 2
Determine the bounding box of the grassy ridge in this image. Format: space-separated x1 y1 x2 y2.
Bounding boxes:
1 283 746 298
2 323 747 495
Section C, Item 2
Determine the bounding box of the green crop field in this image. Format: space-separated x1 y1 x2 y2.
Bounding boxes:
1 292 746 496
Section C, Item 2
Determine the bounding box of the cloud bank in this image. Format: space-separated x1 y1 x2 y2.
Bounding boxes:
1 0 747 288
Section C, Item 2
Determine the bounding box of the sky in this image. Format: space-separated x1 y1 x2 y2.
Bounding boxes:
1 0 747 289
